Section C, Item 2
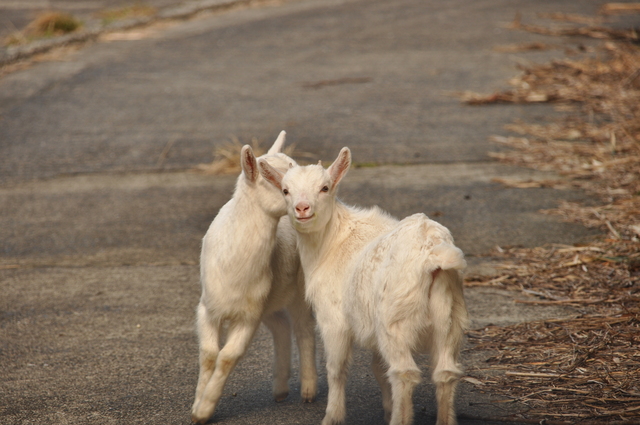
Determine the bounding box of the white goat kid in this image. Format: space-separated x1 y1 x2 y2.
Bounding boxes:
191 131 317 424
259 147 469 425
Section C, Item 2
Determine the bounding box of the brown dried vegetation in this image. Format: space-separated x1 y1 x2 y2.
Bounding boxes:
195 135 305 175
462 11 640 424
4 12 82 46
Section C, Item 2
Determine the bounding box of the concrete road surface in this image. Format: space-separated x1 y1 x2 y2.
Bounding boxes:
0 0 612 423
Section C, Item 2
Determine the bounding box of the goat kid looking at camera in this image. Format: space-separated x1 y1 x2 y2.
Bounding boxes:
259 147 468 425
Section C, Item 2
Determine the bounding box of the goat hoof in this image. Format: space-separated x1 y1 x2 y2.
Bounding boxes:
191 414 209 424
191 404 213 424
321 415 345 425
301 384 317 403
274 391 289 402
302 395 316 403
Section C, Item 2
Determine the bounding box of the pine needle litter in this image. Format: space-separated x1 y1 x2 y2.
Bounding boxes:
461 10 640 424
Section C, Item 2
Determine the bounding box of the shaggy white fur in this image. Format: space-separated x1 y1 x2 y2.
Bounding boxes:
259 147 468 425
191 132 317 424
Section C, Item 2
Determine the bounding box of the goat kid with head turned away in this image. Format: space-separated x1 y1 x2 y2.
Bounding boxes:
191 131 317 424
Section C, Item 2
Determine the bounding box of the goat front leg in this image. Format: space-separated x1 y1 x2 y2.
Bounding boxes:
320 325 352 425
262 310 292 402
191 319 260 424
192 303 220 419
371 350 392 423
288 288 318 402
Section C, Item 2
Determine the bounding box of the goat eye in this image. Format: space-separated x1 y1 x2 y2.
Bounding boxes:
321 186 329 193
283 189 289 195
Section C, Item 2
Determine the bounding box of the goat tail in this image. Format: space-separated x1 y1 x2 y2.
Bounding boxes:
430 242 466 272
422 242 467 324
426 242 469 383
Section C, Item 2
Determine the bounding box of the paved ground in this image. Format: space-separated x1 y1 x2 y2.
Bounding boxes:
0 0 621 424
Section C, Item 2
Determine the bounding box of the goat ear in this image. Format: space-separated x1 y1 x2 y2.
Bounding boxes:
327 147 351 187
267 130 286 155
241 145 258 183
258 159 284 190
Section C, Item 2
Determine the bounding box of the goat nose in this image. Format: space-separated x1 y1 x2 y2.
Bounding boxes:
295 202 310 214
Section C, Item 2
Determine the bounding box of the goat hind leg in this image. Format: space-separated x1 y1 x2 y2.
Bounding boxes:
431 337 462 425
378 325 421 425
371 350 392 423
435 377 458 425
429 276 465 425
386 355 421 425
262 310 293 402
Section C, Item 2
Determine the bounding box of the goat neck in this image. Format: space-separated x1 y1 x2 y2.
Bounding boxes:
295 200 352 275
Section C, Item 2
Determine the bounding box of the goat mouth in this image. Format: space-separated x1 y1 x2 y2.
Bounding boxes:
296 214 315 223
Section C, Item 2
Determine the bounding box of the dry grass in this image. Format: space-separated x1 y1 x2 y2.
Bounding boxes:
195 135 304 175
460 13 640 424
4 12 82 46
96 5 157 25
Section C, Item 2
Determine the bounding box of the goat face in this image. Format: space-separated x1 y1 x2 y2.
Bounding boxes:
260 147 352 234
258 148 351 233
280 165 334 233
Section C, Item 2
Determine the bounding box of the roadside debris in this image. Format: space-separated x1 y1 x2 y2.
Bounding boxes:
462 11 640 423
